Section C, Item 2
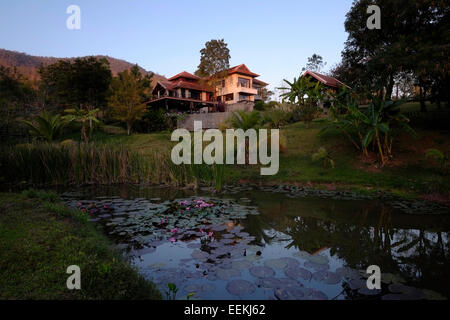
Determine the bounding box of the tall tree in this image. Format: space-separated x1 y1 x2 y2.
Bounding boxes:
195 39 230 77
39 57 112 113
0 66 35 137
108 66 153 135
302 54 327 73
339 0 449 104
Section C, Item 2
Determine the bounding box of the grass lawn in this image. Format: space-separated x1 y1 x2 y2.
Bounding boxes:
221 120 450 195
0 191 161 299
57 117 450 198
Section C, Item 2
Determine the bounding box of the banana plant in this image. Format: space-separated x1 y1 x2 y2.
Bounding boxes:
360 98 392 165
278 76 324 128
63 107 100 141
22 111 66 143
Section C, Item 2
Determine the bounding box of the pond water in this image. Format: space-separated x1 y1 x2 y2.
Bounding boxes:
61 185 450 300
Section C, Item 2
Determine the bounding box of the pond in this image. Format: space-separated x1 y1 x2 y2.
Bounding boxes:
60 184 450 300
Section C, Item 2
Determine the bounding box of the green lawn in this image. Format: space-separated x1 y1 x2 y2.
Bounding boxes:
60 118 450 197
218 120 450 196
0 191 161 299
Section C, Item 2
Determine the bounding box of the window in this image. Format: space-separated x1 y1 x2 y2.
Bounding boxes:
238 77 250 88
225 93 234 101
238 94 250 101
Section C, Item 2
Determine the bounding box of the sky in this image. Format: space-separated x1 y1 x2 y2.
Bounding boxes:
0 0 354 94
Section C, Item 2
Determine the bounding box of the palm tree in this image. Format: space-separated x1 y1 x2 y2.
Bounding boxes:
63 107 100 141
22 111 66 143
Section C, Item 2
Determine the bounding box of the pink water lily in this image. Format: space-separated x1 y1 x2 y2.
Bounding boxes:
208 231 213 237
170 228 178 233
169 237 176 243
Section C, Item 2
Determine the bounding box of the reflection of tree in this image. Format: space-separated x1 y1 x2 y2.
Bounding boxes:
244 194 450 297
282 206 450 297
241 215 277 246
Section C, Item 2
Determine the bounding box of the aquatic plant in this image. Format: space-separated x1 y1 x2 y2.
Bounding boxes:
0 142 226 190
165 283 178 300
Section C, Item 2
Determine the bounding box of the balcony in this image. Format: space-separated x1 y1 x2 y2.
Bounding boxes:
236 83 257 95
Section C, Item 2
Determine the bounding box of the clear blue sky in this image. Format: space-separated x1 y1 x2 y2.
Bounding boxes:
0 0 353 94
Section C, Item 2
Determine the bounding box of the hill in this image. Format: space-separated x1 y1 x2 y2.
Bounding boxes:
0 48 166 85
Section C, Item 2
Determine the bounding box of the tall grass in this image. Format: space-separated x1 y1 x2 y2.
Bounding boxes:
0 142 225 190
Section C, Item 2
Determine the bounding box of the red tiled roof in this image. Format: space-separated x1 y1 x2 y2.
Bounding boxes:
302 70 347 88
155 80 175 90
227 64 259 77
171 79 213 92
167 71 200 81
253 78 268 86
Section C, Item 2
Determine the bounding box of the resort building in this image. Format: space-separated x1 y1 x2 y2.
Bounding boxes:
301 70 349 93
148 64 268 113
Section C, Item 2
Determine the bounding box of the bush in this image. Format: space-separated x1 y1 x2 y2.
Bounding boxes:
137 108 169 132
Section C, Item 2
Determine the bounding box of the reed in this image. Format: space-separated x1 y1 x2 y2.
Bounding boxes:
0 142 225 190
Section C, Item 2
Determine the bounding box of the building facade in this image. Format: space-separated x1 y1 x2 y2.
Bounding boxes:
148 64 268 112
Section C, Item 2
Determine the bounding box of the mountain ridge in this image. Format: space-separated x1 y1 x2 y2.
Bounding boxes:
0 48 166 85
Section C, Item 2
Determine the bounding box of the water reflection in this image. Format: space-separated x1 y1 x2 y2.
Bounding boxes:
60 185 450 299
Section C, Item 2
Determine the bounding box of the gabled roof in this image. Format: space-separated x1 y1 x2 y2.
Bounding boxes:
168 71 200 81
153 79 213 93
253 78 268 86
227 64 259 77
154 80 175 91
171 79 213 92
302 70 348 89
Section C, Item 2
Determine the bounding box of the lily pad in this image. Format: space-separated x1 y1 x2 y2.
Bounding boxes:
216 268 241 280
249 266 275 278
348 278 366 290
255 277 282 289
211 225 227 232
222 233 235 239
220 238 235 245
335 266 359 279
184 284 202 293
381 273 405 284
274 287 305 300
201 283 216 293
285 266 312 280
186 243 202 249
302 288 328 300
231 260 252 270
226 280 256 296
304 261 329 271
264 258 288 270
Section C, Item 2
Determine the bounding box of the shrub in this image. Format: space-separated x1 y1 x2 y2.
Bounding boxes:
312 147 335 168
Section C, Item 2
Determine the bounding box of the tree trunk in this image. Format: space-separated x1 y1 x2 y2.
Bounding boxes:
127 122 131 136
419 86 427 113
385 73 395 100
